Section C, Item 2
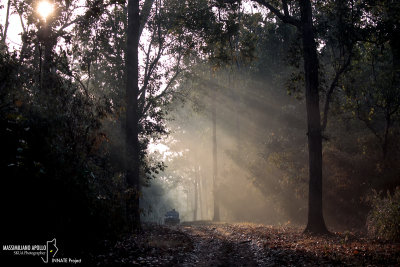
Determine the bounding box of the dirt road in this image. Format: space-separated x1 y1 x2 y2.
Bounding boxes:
179 223 263 266
94 222 400 266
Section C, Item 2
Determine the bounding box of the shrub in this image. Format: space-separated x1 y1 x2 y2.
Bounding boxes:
366 187 400 241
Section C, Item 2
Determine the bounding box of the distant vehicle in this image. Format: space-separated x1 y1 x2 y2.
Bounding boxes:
164 209 180 225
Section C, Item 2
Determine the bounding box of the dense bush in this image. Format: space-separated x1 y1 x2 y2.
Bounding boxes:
366 187 400 241
0 47 127 258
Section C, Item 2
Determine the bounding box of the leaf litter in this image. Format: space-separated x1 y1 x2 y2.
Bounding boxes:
93 222 400 266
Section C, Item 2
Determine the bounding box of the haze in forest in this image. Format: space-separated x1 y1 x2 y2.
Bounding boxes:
141 68 308 226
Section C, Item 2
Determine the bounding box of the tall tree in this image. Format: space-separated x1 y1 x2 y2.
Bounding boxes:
212 81 220 221
125 0 191 229
253 0 329 234
126 0 141 230
194 166 199 220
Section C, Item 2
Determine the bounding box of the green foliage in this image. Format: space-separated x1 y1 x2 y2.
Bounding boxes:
366 187 400 241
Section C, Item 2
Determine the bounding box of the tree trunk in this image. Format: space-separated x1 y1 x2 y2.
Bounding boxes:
42 23 55 94
232 77 241 153
194 166 199 221
212 86 220 221
300 0 328 234
1 0 11 45
198 165 204 219
388 1 400 85
126 0 141 230
37 18 58 114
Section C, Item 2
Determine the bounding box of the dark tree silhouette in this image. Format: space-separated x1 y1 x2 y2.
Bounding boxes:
253 0 329 234
126 0 141 230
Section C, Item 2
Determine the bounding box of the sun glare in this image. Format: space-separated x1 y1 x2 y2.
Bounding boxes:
37 1 54 20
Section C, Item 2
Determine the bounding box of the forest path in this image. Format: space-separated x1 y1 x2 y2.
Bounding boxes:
179 223 264 266
94 222 400 266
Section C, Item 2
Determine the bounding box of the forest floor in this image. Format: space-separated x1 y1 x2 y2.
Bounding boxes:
93 221 400 266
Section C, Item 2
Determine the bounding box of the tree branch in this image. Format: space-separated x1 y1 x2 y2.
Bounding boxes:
1 0 11 43
282 0 289 17
141 49 183 117
139 37 164 99
139 0 155 38
253 0 300 27
356 101 382 144
56 1 114 37
73 74 90 99
139 1 163 103
321 52 352 131
141 31 156 94
17 8 26 34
